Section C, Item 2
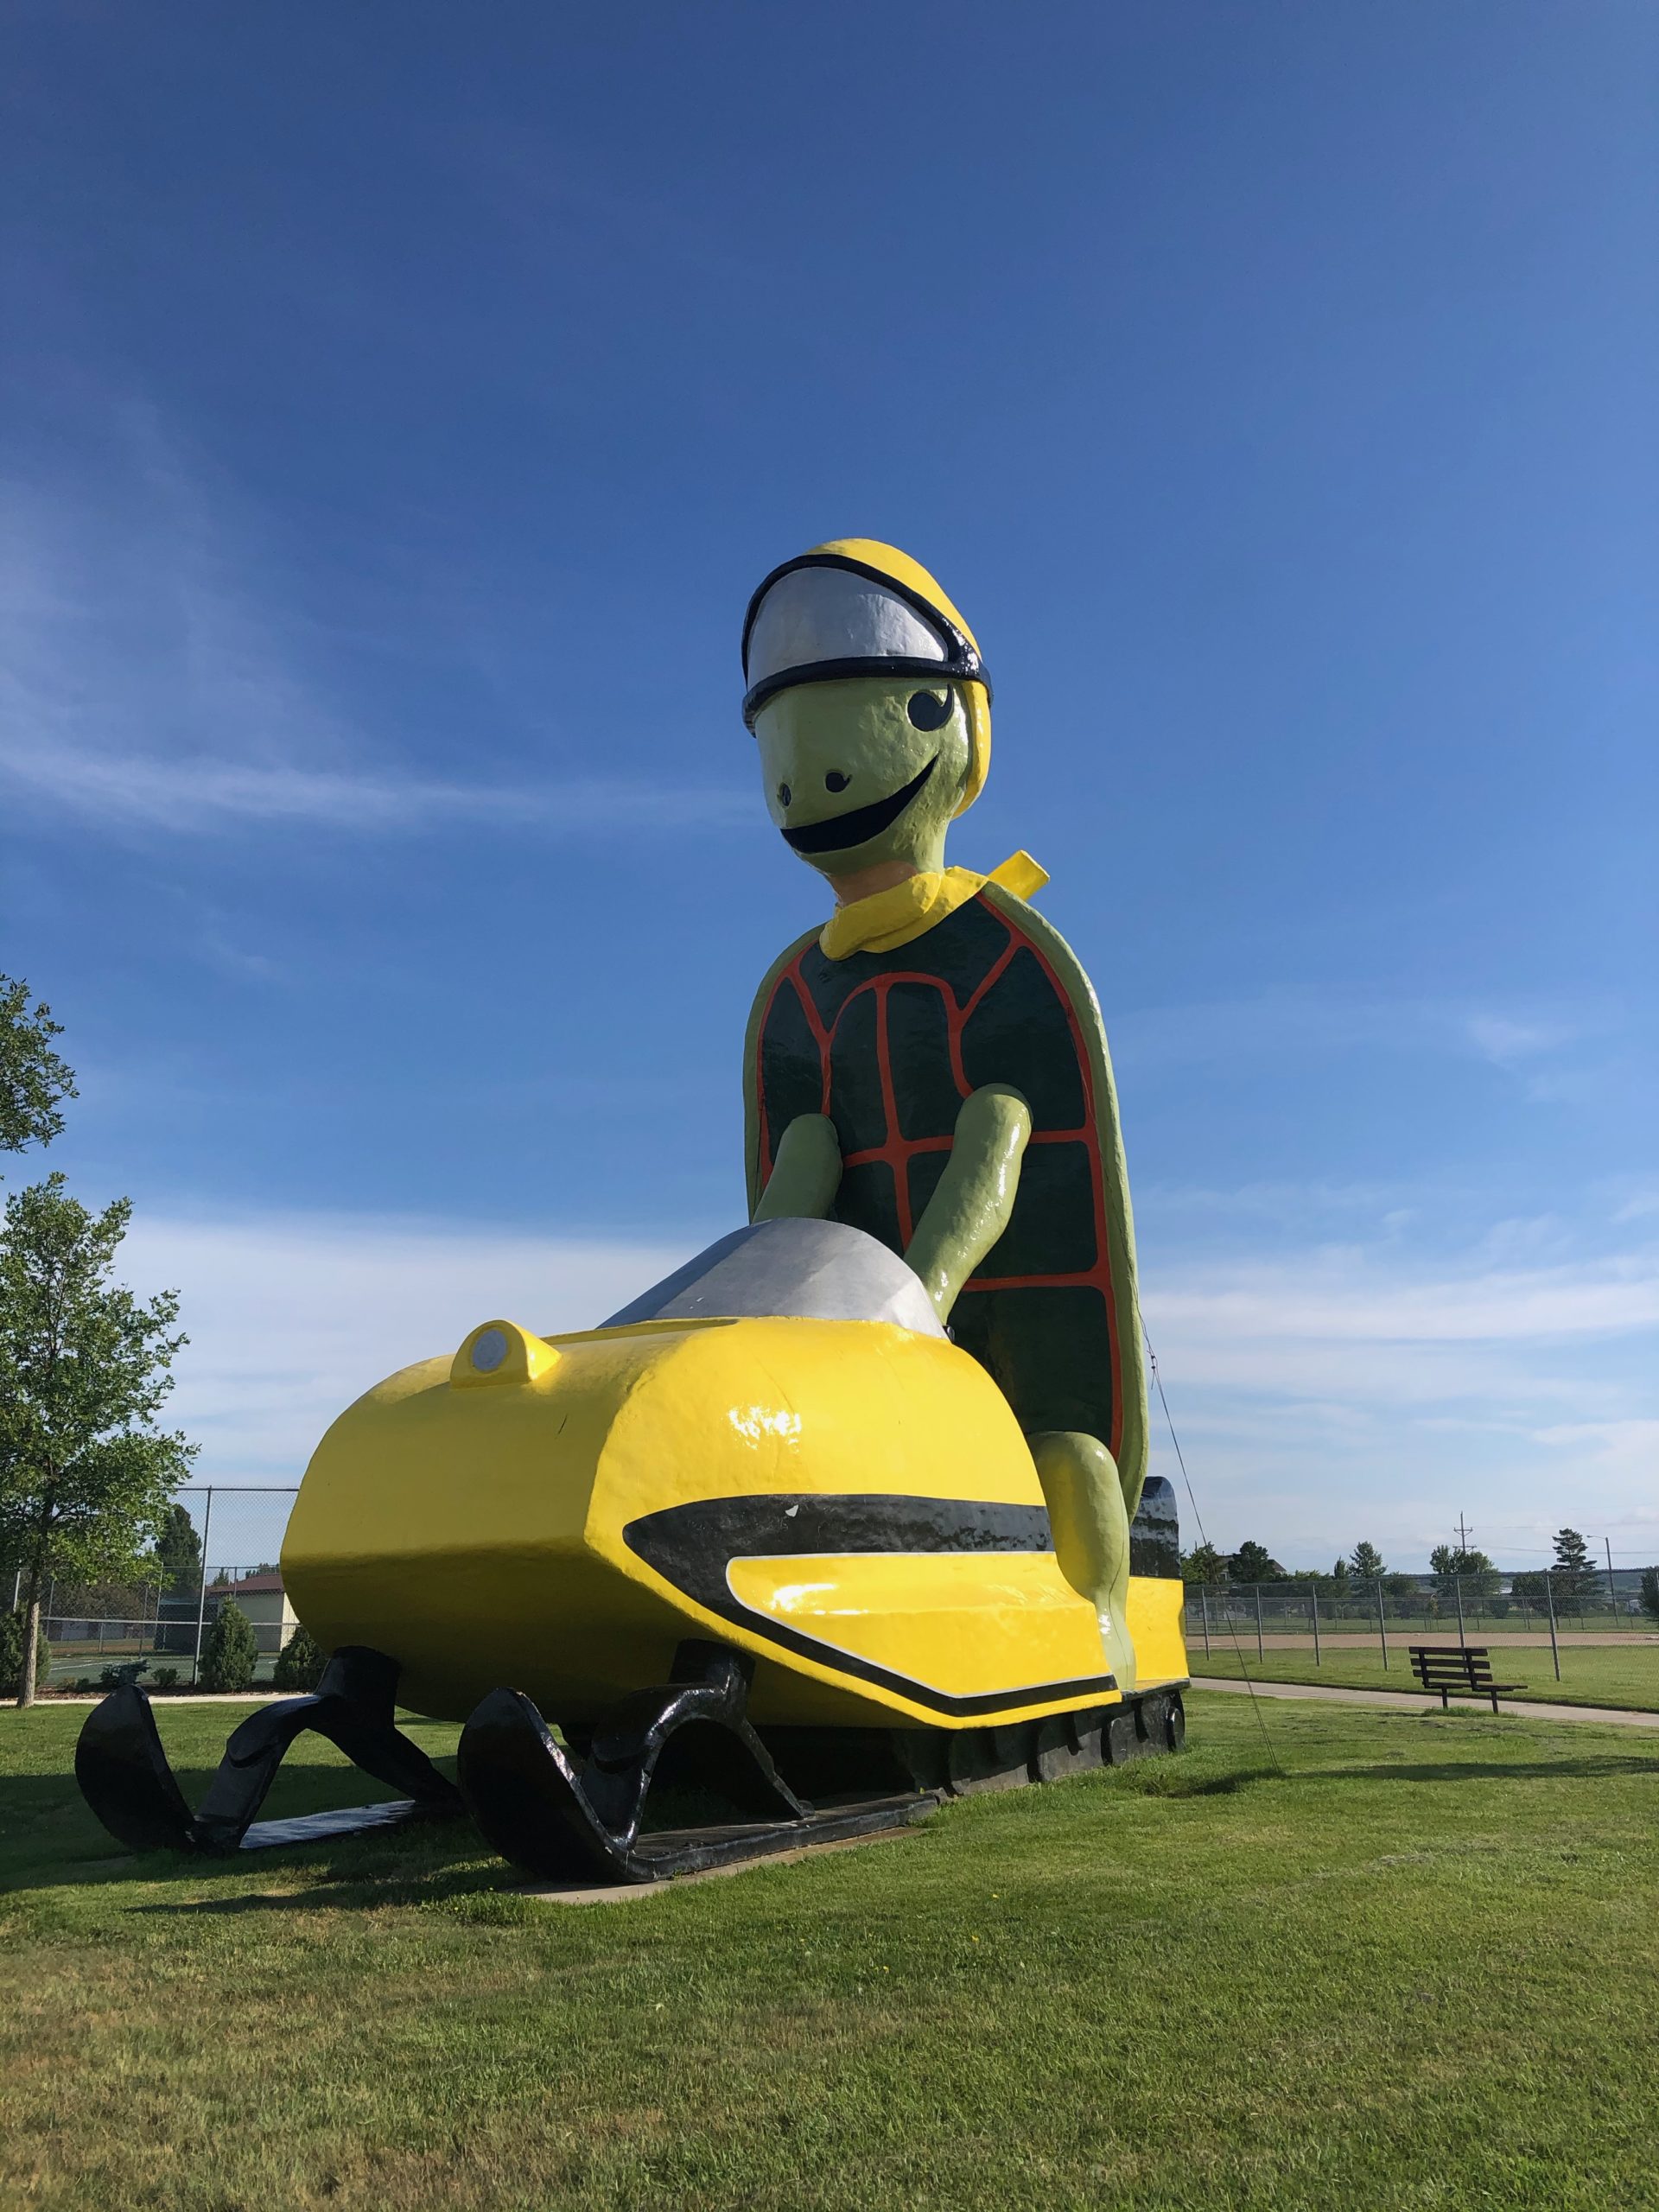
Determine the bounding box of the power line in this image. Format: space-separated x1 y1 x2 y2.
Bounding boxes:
1143 1324 1284 1779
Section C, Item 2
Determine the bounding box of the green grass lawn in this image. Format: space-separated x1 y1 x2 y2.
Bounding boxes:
1189 1640 1659 1712
3 1694 1656 2212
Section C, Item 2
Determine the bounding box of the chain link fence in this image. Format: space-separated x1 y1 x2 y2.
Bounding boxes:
16 1484 1657 1694
17 1486 301 1689
1183 1566 1658 1681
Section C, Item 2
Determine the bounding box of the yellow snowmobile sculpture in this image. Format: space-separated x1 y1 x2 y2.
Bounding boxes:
75 541 1188 1886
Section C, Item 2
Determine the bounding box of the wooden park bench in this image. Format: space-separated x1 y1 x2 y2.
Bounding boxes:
1408 1644 1525 1714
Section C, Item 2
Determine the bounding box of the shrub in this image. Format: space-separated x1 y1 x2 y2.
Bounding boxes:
150 1665 180 1691
0 1611 51 1698
271 1624 328 1693
198 1598 260 1692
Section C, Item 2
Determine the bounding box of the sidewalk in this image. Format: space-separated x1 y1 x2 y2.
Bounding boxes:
1191 1677 1659 1731
17 1691 283 1709
1192 1630 1658 1650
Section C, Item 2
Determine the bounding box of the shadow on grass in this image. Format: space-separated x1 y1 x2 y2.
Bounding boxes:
130 1833 513 1916
0 1752 499 1900
1305 1753 1658 1785
1106 1763 1282 1796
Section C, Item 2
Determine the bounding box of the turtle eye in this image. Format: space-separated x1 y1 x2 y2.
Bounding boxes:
777 783 792 806
906 689 950 731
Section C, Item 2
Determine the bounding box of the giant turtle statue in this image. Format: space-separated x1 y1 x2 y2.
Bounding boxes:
76 540 1188 1886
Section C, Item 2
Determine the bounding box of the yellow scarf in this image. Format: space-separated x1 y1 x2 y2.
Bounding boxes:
819 851 1049 960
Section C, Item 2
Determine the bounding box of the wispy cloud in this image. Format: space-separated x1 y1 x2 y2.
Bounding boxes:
111 1194 1659 1572
0 410 748 837
0 737 750 835
120 1209 697 1486
1116 991 1605 1078
1465 1014 1579 1065
1142 1229 1659 1562
1147 1252 1659 1347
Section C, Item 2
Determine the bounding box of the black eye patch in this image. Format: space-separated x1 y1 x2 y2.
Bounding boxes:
906 689 951 732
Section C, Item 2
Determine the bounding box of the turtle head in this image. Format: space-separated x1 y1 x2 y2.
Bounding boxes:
742 541 991 894
753 677 973 883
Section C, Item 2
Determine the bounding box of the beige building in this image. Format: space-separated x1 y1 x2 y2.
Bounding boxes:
206 1572 298 1653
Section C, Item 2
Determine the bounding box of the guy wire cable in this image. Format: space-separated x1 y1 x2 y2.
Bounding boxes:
1142 1320 1285 1778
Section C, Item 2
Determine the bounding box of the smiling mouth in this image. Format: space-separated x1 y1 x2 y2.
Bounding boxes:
781 755 938 855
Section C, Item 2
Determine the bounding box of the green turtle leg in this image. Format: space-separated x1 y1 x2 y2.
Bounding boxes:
1028 1430 1136 1693
904 1084 1031 1323
752 1112 842 1224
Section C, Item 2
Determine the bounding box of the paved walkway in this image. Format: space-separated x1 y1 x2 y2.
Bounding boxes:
1192 1630 1658 1650
1191 1677 1659 1731
20 1691 282 1709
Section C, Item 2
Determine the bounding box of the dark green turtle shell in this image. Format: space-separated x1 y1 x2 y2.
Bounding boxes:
743 883 1147 1498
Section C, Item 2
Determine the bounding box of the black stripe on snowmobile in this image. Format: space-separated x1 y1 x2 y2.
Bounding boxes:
621 1493 1117 1719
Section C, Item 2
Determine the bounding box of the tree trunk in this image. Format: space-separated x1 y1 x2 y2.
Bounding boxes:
16 1580 42 1708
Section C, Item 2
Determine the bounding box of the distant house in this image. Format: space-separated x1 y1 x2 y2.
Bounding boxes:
204 1571 298 1652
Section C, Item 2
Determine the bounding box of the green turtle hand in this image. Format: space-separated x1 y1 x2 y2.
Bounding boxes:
903 1084 1031 1323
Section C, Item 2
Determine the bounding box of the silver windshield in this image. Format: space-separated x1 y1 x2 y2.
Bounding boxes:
600 1217 946 1338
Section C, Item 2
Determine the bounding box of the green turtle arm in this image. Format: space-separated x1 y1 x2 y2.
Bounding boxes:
904 1084 1032 1323
751 1113 842 1223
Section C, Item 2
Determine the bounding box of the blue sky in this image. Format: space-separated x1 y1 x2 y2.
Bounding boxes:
3 2 1655 1571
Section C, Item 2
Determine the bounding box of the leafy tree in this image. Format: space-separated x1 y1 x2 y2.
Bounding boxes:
272 1623 327 1692
1640 1567 1659 1629
0 976 76 1164
0 1608 49 1696
1227 1540 1285 1584
1550 1528 1603 1603
1330 1556 1349 1583
154 1501 203 1599
1180 1541 1229 1586
0 1175 194 1707
1382 1571 1424 1615
1347 1541 1387 1580
199 1598 259 1692
1429 1544 1499 1602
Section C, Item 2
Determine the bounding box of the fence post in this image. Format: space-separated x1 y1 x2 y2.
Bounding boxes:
1310 1583 1321 1666
1453 1573 1466 1649
1544 1568 1561 1681
1199 1586 1211 1657
192 1485 215 1688
1254 1583 1265 1663
1376 1575 1389 1670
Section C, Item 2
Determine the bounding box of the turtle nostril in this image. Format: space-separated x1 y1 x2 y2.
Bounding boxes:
825 771 850 793
778 783 792 807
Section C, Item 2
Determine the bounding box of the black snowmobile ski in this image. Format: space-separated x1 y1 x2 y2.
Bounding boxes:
74 1643 466 1855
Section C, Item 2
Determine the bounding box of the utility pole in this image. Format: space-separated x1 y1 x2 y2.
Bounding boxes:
191 1486 214 1688
1454 1513 1474 1554
1605 1537 1618 1618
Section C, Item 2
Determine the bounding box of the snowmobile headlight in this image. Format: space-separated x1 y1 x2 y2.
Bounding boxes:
449 1319 562 1391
